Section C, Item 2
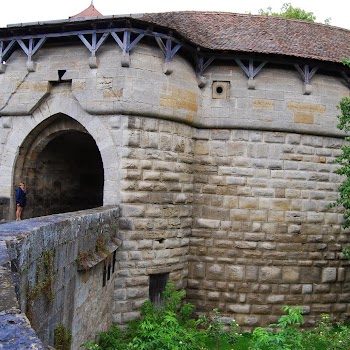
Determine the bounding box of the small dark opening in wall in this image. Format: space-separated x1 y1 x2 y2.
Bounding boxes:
157 238 165 244
112 251 116 273
107 262 111 280
58 70 66 81
216 86 224 94
149 273 169 307
102 263 107 287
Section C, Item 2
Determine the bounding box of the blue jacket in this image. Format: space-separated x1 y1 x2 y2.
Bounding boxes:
16 188 26 207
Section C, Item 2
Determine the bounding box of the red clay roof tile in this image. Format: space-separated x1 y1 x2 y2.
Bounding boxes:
70 4 102 19
139 11 350 63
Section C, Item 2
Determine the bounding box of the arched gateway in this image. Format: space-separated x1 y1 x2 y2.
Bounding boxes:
1 6 350 349
13 114 104 218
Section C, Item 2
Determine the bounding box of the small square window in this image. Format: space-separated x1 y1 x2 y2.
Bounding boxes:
212 81 230 99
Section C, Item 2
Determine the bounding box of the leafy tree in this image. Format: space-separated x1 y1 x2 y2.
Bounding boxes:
258 2 331 23
330 58 350 228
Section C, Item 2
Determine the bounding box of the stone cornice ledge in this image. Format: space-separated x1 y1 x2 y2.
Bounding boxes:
76 237 122 271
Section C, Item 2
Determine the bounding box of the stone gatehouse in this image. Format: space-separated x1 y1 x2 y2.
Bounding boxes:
1 7 350 348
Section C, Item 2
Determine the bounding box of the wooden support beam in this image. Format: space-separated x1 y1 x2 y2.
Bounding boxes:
235 59 267 89
16 37 46 71
294 64 318 85
0 40 16 62
294 64 318 94
155 36 181 63
235 59 267 79
196 56 215 76
17 37 46 62
195 56 215 87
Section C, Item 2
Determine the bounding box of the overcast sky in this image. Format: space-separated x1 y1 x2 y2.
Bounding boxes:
1 0 349 30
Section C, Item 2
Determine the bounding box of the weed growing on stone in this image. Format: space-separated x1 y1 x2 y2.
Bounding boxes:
77 251 93 271
26 249 54 322
54 324 72 350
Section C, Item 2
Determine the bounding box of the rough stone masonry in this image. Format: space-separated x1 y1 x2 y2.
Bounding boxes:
1 10 350 348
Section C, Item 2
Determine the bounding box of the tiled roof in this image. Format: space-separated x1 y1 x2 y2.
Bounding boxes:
138 12 350 63
70 4 102 19
2 11 349 65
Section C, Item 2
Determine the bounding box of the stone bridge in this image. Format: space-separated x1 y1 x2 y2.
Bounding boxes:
0 206 120 349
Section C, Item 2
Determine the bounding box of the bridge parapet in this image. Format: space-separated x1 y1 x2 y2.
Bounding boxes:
0 205 120 349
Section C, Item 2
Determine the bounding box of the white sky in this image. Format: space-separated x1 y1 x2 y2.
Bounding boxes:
0 0 349 30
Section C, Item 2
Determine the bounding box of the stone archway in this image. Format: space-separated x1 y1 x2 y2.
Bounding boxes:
14 114 104 218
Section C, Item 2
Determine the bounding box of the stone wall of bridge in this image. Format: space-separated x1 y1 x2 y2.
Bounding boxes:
0 206 120 349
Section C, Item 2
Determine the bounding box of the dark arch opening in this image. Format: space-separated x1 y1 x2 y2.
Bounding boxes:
14 115 104 219
31 131 104 217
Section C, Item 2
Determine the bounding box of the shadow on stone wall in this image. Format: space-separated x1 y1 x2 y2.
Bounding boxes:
0 197 10 222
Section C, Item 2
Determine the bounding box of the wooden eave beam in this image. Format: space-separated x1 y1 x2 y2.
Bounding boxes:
16 37 46 61
0 39 16 61
235 58 267 78
155 36 181 62
294 64 318 84
196 55 215 77
78 31 109 56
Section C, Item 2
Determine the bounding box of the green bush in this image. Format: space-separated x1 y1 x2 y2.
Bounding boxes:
249 306 304 350
82 285 350 350
81 281 240 350
303 314 350 350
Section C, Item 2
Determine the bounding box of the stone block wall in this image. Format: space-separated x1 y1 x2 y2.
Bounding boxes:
113 115 194 323
188 129 350 328
200 64 349 136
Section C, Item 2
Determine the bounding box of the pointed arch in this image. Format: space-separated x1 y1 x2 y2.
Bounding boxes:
0 93 119 220
14 114 104 218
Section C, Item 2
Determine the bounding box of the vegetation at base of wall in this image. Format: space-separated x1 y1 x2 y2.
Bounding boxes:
81 282 350 350
26 249 54 322
54 324 72 350
81 281 240 350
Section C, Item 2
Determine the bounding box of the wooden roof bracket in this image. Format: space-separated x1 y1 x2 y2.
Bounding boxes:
17 37 46 72
294 64 318 95
196 54 215 87
235 59 267 89
155 35 181 75
111 30 145 67
0 40 16 74
78 31 109 68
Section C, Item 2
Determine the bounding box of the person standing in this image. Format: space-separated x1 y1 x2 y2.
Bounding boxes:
15 182 26 221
